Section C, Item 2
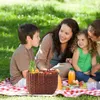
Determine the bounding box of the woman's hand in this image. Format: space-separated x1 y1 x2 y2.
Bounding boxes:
84 71 90 75
66 58 72 64
39 67 47 71
91 64 100 76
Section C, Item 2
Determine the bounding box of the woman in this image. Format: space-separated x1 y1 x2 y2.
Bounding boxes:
35 18 79 79
88 19 100 77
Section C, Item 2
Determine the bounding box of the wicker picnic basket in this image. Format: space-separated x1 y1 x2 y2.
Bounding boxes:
26 70 58 94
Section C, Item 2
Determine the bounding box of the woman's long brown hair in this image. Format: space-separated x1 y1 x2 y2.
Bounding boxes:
46 18 79 62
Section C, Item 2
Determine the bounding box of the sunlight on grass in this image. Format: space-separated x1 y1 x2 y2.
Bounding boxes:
0 26 9 33
0 46 14 52
0 0 30 5
0 32 13 38
56 1 100 13
0 95 99 100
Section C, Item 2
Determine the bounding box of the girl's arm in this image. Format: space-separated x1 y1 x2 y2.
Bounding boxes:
72 49 82 71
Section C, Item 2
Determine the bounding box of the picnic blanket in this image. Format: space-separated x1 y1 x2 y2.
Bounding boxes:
0 80 100 97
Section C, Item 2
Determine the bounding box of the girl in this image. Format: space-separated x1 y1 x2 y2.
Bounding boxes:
72 29 100 82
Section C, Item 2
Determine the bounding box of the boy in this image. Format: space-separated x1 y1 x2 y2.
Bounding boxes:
10 24 40 87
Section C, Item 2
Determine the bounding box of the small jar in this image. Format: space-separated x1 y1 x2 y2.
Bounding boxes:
68 68 75 84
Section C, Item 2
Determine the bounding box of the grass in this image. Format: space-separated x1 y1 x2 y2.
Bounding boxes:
0 95 99 100
0 0 100 99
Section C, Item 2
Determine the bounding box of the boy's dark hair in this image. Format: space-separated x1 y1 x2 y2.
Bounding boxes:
88 19 100 37
18 24 39 44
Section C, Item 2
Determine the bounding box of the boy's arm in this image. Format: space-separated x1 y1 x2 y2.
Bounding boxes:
22 70 28 78
72 49 82 71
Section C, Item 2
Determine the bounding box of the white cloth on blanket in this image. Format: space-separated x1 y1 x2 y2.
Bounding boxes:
14 78 26 87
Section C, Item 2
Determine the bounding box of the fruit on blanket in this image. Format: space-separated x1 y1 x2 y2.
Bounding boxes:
66 86 70 91
83 83 87 89
72 80 79 85
35 68 39 73
79 82 87 89
31 68 39 74
79 81 84 87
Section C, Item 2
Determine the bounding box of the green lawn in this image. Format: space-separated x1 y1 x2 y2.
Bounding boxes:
0 95 99 100
0 0 100 99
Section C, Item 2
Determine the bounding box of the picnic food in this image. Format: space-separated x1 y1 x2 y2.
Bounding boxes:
72 80 79 85
26 61 58 94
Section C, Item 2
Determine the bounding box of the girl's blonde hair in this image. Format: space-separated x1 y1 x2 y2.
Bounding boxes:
73 29 97 56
